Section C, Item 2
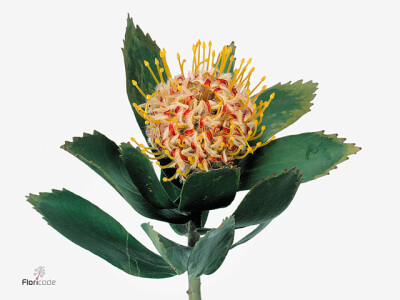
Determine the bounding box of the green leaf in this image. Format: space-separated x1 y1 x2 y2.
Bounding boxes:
27 189 176 278
232 169 302 248
187 217 235 278
119 143 175 209
234 169 302 228
170 223 189 236
201 210 209 227
122 15 166 141
214 42 236 75
252 80 318 144
170 211 209 236
141 223 191 274
61 131 189 224
160 172 190 236
122 16 183 190
231 221 271 249
239 131 361 190
179 168 240 212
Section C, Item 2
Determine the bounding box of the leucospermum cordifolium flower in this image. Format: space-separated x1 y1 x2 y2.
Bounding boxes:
27 15 360 300
131 41 276 181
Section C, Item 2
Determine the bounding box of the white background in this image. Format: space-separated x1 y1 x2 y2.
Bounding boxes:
1 0 399 299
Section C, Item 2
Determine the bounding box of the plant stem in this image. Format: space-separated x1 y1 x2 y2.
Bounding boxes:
188 276 201 300
187 217 201 300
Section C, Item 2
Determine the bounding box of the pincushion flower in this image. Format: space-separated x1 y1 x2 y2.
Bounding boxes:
130 41 275 181
27 15 360 300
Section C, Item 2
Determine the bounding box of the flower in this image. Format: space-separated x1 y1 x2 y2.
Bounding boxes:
131 40 276 181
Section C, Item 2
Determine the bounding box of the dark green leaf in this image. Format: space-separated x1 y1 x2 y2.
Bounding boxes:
170 211 209 236
27 189 176 278
170 223 189 236
162 172 187 236
179 168 240 212
252 81 318 144
141 223 191 274
119 143 175 209
187 217 235 278
61 131 189 224
232 169 301 248
201 210 209 227
122 16 182 190
231 220 271 249
122 15 166 141
234 169 302 228
239 131 361 190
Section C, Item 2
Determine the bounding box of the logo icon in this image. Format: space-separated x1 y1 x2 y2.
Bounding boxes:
33 266 45 280
22 266 56 286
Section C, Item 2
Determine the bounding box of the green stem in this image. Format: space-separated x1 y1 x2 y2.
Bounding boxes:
187 217 201 300
188 276 201 300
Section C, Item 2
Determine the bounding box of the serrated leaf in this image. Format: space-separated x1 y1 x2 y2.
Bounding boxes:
187 217 235 278
122 15 166 142
252 81 318 144
141 223 191 274
61 131 189 223
122 16 182 190
239 131 360 190
27 189 176 278
179 168 240 212
234 169 302 228
119 143 175 209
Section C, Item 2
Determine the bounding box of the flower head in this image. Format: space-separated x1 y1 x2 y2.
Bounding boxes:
131 41 275 181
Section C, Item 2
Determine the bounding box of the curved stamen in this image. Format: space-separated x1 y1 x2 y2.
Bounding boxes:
156 160 175 169
130 137 157 150
177 138 186 147
155 138 167 149
258 136 276 148
164 150 176 160
146 154 167 160
227 145 244 156
235 147 252 160
249 125 266 141
162 169 181 182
